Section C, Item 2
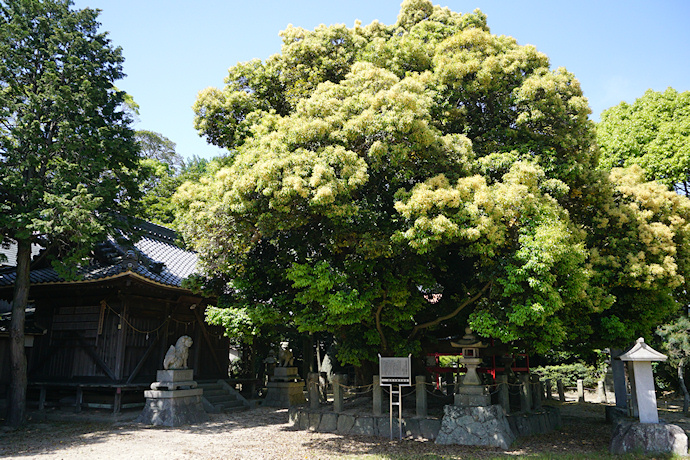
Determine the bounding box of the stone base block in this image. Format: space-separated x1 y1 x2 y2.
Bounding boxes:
157 369 193 382
611 421 688 455
454 392 491 407
436 404 515 450
151 380 198 390
273 367 299 379
144 388 203 399
136 390 209 427
264 380 306 407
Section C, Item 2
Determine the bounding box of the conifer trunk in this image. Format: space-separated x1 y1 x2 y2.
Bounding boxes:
7 239 31 427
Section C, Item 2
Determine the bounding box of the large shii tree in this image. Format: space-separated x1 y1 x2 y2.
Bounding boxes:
176 0 690 370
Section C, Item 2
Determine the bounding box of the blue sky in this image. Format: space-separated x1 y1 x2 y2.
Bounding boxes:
72 0 690 161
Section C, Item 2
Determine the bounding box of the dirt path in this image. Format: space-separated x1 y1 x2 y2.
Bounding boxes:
1 401 687 459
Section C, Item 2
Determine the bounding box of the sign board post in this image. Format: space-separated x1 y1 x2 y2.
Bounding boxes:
379 354 412 440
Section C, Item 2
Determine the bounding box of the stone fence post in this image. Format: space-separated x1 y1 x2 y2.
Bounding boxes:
577 379 585 402
545 379 552 400
308 372 320 410
373 375 383 416
496 374 510 413
333 374 344 413
416 375 427 417
557 379 565 402
597 380 607 403
519 374 532 412
531 374 542 411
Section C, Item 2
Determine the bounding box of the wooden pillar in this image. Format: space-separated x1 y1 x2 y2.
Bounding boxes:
416 376 427 417
75 386 83 413
113 387 122 415
193 307 226 377
114 299 129 381
38 386 46 411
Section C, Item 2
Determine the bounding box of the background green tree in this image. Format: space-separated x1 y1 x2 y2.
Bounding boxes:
135 130 185 171
658 316 690 414
0 0 139 426
597 88 690 196
178 0 690 372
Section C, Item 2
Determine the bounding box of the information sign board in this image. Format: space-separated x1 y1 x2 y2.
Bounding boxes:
379 354 412 386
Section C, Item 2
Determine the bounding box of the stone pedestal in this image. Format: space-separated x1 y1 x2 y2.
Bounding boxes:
263 367 306 407
436 404 516 449
454 384 491 407
136 369 209 426
611 421 688 455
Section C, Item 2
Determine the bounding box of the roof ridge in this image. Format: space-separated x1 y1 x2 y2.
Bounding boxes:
131 220 178 244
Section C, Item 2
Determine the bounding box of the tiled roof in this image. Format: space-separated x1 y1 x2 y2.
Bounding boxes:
0 220 197 289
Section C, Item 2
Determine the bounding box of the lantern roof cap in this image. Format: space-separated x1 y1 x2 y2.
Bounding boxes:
451 327 488 349
618 337 667 362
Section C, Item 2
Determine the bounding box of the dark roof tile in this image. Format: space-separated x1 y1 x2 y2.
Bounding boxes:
0 220 198 289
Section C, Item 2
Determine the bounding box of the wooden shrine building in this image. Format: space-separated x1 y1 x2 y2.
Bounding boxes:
0 220 229 413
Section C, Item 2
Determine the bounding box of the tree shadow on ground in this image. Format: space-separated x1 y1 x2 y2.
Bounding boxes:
0 407 289 458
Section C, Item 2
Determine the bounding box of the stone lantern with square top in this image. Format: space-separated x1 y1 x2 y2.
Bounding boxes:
618 337 667 424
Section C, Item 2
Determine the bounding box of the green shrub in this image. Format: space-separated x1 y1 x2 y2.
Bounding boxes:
532 363 602 389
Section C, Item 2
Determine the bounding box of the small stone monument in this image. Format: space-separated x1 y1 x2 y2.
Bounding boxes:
610 337 688 455
263 342 306 407
136 336 209 426
451 328 490 407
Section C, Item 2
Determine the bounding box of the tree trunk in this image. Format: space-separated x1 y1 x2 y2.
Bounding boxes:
7 239 31 427
678 358 690 414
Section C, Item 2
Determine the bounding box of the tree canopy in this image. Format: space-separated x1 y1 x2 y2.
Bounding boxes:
0 0 139 426
597 88 690 195
178 0 690 368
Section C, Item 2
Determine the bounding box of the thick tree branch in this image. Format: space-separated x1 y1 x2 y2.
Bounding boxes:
408 280 492 340
375 292 388 352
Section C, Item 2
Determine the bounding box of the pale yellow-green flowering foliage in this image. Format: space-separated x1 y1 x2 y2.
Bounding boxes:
182 0 690 359
587 165 690 316
395 162 563 261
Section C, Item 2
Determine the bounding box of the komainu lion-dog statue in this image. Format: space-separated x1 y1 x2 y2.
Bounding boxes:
163 335 193 370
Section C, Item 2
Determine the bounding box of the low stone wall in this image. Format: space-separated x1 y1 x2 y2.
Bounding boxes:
288 405 561 442
288 407 442 439
506 406 561 437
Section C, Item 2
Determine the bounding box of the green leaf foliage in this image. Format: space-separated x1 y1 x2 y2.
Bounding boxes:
597 88 690 195
658 316 690 367
178 1 690 366
0 0 140 259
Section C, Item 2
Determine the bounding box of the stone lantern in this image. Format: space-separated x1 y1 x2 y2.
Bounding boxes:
618 337 667 424
451 327 489 407
611 337 687 456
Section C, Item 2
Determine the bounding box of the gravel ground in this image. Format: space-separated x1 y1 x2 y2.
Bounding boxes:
1 400 688 459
